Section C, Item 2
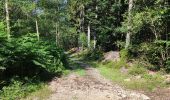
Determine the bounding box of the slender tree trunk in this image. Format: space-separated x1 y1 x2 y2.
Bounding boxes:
95 6 98 19
149 19 159 40
125 33 130 49
35 19 39 41
58 23 60 46
88 22 91 48
56 22 60 46
93 32 96 49
5 0 10 40
94 5 98 49
55 23 58 46
55 22 60 46
125 0 133 49
79 4 85 50
80 4 85 32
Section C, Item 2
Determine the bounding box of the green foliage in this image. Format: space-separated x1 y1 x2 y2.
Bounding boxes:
0 22 7 71
129 41 169 71
0 33 68 74
79 33 87 48
0 78 44 100
120 49 128 60
142 74 165 90
83 49 103 61
0 22 6 40
23 85 51 100
0 0 170 98
112 49 128 69
120 12 144 34
97 62 127 83
128 65 147 76
0 32 68 98
165 58 170 72
102 61 115 68
0 81 25 100
74 69 86 76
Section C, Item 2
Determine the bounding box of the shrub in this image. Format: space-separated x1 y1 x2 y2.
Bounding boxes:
128 64 147 75
129 42 169 71
0 32 69 98
165 58 170 72
0 33 68 76
113 49 128 69
79 33 87 49
0 78 43 100
120 49 128 60
83 49 103 61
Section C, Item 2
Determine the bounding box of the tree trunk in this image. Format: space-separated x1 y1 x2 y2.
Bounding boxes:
93 32 96 49
94 5 98 49
88 22 91 48
5 0 10 40
79 4 85 50
55 22 60 46
125 0 133 49
80 4 85 32
35 19 39 41
95 6 98 19
55 23 58 46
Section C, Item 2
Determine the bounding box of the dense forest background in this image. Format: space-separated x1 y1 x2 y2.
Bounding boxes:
0 0 170 99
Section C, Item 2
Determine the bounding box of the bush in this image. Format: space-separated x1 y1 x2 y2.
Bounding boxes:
78 33 87 49
112 49 128 69
129 42 169 71
0 33 68 76
128 64 147 75
0 32 68 99
83 49 103 61
0 78 43 100
120 49 128 60
166 59 170 72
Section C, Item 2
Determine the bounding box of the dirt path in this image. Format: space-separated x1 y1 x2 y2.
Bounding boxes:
47 62 150 100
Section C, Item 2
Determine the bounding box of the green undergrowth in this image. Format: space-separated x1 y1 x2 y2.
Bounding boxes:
69 49 103 61
22 85 52 100
95 61 167 91
0 78 45 100
0 33 69 99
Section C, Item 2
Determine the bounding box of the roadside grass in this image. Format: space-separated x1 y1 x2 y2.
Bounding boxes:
71 62 86 76
123 74 165 91
23 85 52 100
98 66 127 83
95 61 167 91
69 50 167 91
74 69 86 76
63 66 86 77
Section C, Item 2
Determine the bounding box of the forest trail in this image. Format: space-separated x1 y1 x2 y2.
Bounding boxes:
47 61 150 100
